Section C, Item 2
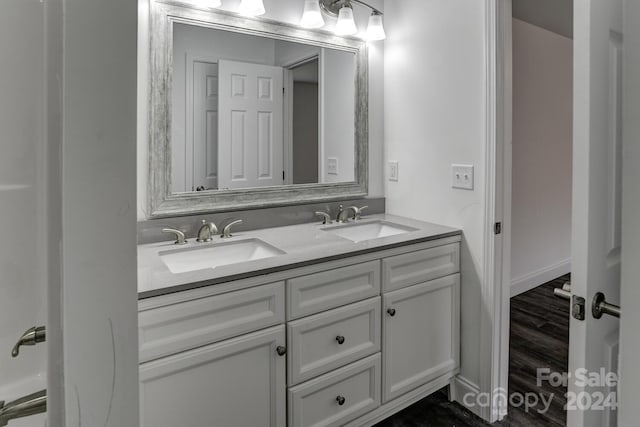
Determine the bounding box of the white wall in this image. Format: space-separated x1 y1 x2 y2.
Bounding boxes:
510 19 572 296
137 0 385 220
61 0 140 424
384 0 487 401
0 0 47 405
321 48 356 183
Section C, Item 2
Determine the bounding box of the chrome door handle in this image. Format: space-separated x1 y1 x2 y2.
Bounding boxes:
592 292 621 319
553 288 571 301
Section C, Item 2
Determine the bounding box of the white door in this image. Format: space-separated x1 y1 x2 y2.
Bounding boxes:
568 0 623 425
218 59 285 189
192 60 219 190
618 0 640 424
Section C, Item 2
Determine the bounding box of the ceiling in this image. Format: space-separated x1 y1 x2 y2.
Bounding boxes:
513 0 573 39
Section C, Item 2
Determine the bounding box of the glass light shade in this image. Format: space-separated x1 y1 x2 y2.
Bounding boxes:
366 13 386 41
300 0 325 28
335 6 357 36
238 0 266 16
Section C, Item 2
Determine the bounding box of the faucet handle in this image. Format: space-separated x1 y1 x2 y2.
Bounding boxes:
221 219 243 239
351 205 368 220
162 228 187 245
314 211 332 225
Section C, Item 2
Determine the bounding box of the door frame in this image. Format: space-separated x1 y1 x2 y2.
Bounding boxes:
477 0 513 422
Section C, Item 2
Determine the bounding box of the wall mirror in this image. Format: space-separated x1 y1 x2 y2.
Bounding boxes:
148 0 368 217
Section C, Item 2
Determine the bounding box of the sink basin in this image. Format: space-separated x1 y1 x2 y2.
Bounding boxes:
159 238 285 274
323 220 417 243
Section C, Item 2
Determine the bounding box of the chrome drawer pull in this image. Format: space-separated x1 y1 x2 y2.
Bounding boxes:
335 335 345 345
336 395 346 406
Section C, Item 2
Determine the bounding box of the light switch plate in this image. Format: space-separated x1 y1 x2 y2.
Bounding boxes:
388 161 399 182
327 158 339 175
452 164 474 190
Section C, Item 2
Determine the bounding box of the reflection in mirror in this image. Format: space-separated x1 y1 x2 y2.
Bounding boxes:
170 24 356 194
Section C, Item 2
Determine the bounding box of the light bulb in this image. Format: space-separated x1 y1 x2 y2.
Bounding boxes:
238 0 265 16
366 12 386 41
335 5 357 36
300 0 325 28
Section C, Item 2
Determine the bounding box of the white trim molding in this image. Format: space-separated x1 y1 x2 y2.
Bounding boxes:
450 376 483 418
472 0 512 423
511 258 571 297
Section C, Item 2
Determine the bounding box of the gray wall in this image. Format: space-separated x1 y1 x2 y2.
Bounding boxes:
513 0 573 39
293 82 319 184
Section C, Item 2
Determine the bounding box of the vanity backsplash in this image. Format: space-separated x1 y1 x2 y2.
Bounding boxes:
137 197 385 245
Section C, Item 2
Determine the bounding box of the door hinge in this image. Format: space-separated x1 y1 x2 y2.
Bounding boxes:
494 222 502 235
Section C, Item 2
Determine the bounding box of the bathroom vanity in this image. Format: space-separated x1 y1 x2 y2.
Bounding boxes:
137 215 461 427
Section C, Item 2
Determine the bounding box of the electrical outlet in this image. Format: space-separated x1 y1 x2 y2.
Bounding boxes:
388 161 399 182
327 158 339 175
452 164 474 190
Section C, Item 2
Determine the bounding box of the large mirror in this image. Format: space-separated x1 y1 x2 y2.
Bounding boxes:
149 1 368 217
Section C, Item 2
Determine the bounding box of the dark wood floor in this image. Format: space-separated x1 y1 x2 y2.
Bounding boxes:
374 274 571 427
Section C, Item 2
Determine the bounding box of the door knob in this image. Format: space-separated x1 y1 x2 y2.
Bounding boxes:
592 292 621 319
387 308 396 317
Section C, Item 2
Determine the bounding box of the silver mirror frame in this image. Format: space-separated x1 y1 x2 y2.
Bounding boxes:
148 0 369 218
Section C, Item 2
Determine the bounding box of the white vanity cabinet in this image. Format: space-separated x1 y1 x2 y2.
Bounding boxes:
139 236 461 427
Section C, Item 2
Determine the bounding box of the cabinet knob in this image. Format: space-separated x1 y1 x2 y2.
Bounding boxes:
336 395 346 406
276 346 287 356
387 308 396 317
336 335 345 345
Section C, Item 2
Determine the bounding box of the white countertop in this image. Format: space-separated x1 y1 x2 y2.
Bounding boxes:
138 214 461 299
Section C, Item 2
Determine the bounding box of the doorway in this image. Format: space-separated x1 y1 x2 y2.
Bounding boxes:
504 0 574 423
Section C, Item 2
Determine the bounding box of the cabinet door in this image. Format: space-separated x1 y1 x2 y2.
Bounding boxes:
140 325 286 427
382 274 460 402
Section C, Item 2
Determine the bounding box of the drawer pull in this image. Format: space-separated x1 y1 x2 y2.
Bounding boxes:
335 335 345 345
276 346 287 356
387 308 396 317
336 395 346 406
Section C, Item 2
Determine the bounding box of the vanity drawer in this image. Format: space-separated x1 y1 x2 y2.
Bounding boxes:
288 297 381 385
288 353 381 427
139 281 285 363
382 243 459 292
287 260 380 320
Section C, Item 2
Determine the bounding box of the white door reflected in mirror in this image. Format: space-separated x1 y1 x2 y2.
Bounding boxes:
170 23 356 193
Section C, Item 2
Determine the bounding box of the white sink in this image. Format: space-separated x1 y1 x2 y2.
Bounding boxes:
159 238 285 274
323 220 417 243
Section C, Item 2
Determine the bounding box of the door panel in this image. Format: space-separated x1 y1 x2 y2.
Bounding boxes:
569 0 623 425
218 60 284 189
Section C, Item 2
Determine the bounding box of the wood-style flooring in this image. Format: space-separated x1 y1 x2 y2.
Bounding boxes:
374 274 571 427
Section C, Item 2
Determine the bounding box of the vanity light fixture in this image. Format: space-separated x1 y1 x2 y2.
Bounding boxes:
300 0 325 28
238 0 266 16
315 0 386 40
335 4 358 35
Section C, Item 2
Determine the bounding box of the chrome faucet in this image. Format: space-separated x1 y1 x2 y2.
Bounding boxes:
162 228 187 245
347 205 368 221
196 220 218 242
221 219 243 238
12 326 46 358
336 205 354 224
0 389 46 426
314 211 332 225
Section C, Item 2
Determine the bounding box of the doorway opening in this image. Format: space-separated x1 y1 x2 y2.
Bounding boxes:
502 0 574 424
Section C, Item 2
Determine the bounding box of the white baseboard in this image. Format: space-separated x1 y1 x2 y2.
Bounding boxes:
510 258 571 297
451 375 483 418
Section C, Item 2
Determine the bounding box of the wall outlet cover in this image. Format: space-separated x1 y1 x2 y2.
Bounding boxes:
388 161 399 182
452 164 474 190
327 157 339 175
